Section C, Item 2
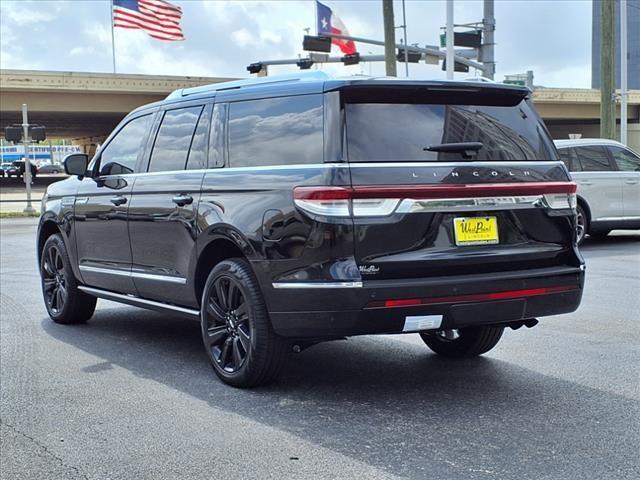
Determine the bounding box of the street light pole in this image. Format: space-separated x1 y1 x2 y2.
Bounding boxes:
620 0 628 145
600 0 616 140
22 104 36 214
382 0 397 77
446 0 454 80
482 0 495 80
401 0 409 77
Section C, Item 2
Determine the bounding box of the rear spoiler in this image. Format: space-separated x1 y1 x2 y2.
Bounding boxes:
331 81 530 107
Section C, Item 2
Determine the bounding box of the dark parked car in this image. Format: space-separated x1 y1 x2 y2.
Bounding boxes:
7 160 37 179
38 72 584 387
38 163 65 174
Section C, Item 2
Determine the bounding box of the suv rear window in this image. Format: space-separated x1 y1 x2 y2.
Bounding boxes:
345 101 555 162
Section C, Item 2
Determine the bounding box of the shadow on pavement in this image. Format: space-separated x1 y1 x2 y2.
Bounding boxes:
42 307 639 479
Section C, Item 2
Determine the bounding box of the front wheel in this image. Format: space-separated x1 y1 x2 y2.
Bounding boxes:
41 234 97 324
200 258 288 388
419 325 504 358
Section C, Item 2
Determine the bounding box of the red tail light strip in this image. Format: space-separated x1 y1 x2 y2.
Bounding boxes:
294 182 577 200
368 285 578 309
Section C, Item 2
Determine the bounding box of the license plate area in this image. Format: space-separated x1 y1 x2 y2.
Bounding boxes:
453 216 499 246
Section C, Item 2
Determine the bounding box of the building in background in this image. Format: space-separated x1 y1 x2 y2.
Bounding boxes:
592 0 640 89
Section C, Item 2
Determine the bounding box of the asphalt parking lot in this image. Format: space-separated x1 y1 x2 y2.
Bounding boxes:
1 218 638 480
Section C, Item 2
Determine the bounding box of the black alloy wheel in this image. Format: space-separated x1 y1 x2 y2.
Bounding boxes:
42 243 67 315
200 259 287 387
40 234 97 324
204 275 252 373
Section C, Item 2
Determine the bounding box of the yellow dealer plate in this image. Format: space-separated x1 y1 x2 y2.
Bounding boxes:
453 216 499 246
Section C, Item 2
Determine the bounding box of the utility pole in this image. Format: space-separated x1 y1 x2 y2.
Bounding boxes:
445 0 454 80
382 0 397 77
401 0 409 77
481 0 495 80
620 0 628 145
600 0 616 140
22 104 36 214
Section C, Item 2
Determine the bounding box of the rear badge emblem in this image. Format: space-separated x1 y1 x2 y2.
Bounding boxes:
359 265 380 274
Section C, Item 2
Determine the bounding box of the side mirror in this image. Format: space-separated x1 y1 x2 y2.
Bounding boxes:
64 153 89 177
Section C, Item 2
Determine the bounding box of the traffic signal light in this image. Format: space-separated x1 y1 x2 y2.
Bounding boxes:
247 63 264 74
4 126 22 143
342 53 360 66
3 124 46 143
297 58 314 70
30 126 46 142
442 60 469 73
303 35 332 53
396 49 421 63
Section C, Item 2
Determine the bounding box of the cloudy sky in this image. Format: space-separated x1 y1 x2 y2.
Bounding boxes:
0 0 592 87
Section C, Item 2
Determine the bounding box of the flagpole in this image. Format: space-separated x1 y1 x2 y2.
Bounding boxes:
110 0 117 74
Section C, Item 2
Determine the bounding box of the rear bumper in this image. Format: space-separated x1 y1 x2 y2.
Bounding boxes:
266 266 585 338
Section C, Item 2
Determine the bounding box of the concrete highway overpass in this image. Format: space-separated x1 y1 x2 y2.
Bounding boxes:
1 69 639 153
0 70 233 151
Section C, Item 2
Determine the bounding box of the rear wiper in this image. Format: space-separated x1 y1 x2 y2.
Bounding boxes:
423 142 483 160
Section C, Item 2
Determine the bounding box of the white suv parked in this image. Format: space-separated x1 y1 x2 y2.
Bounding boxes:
554 139 640 244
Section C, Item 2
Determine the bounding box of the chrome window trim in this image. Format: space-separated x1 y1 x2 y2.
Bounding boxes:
91 161 562 179
79 265 187 284
272 281 363 289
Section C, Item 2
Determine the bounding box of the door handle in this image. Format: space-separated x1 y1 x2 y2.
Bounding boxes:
624 180 639 185
172 194 193 207
110 196 127 206
578 181 593 186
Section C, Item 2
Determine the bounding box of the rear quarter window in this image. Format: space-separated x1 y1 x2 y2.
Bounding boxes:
228 95 323 167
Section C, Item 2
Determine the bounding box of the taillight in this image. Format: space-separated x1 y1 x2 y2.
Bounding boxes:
293 182 577 217
293 186 352 217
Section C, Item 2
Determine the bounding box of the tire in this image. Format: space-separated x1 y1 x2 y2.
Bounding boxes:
419 325 504 358
40 234 97 324
200 258 288 388
576 203 588 246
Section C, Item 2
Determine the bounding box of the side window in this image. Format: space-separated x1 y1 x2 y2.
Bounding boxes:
209 103 227 168
148 106 202 173
228 94 323 167
186 104 212 170
557 148 577 171
575 146 614 172
99 114 152 176
609 147 640 172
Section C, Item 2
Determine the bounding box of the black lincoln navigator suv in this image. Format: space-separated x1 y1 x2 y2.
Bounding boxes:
38 72 585 387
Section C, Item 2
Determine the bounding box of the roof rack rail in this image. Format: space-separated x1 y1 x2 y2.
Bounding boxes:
166 70 331 100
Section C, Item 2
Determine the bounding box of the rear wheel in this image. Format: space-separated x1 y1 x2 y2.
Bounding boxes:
576 203 587 245
40 234 97 324
200 258 288 388
419 325 504 358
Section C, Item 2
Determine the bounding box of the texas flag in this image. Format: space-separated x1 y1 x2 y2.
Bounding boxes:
316 1 357 55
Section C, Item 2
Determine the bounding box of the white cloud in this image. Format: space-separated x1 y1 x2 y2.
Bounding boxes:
231 28 257 47
0 1 59 26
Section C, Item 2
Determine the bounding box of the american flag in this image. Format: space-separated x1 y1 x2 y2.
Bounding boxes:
113 0 185 41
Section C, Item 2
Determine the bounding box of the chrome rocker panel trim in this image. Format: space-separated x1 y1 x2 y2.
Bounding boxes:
78 286 200 318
